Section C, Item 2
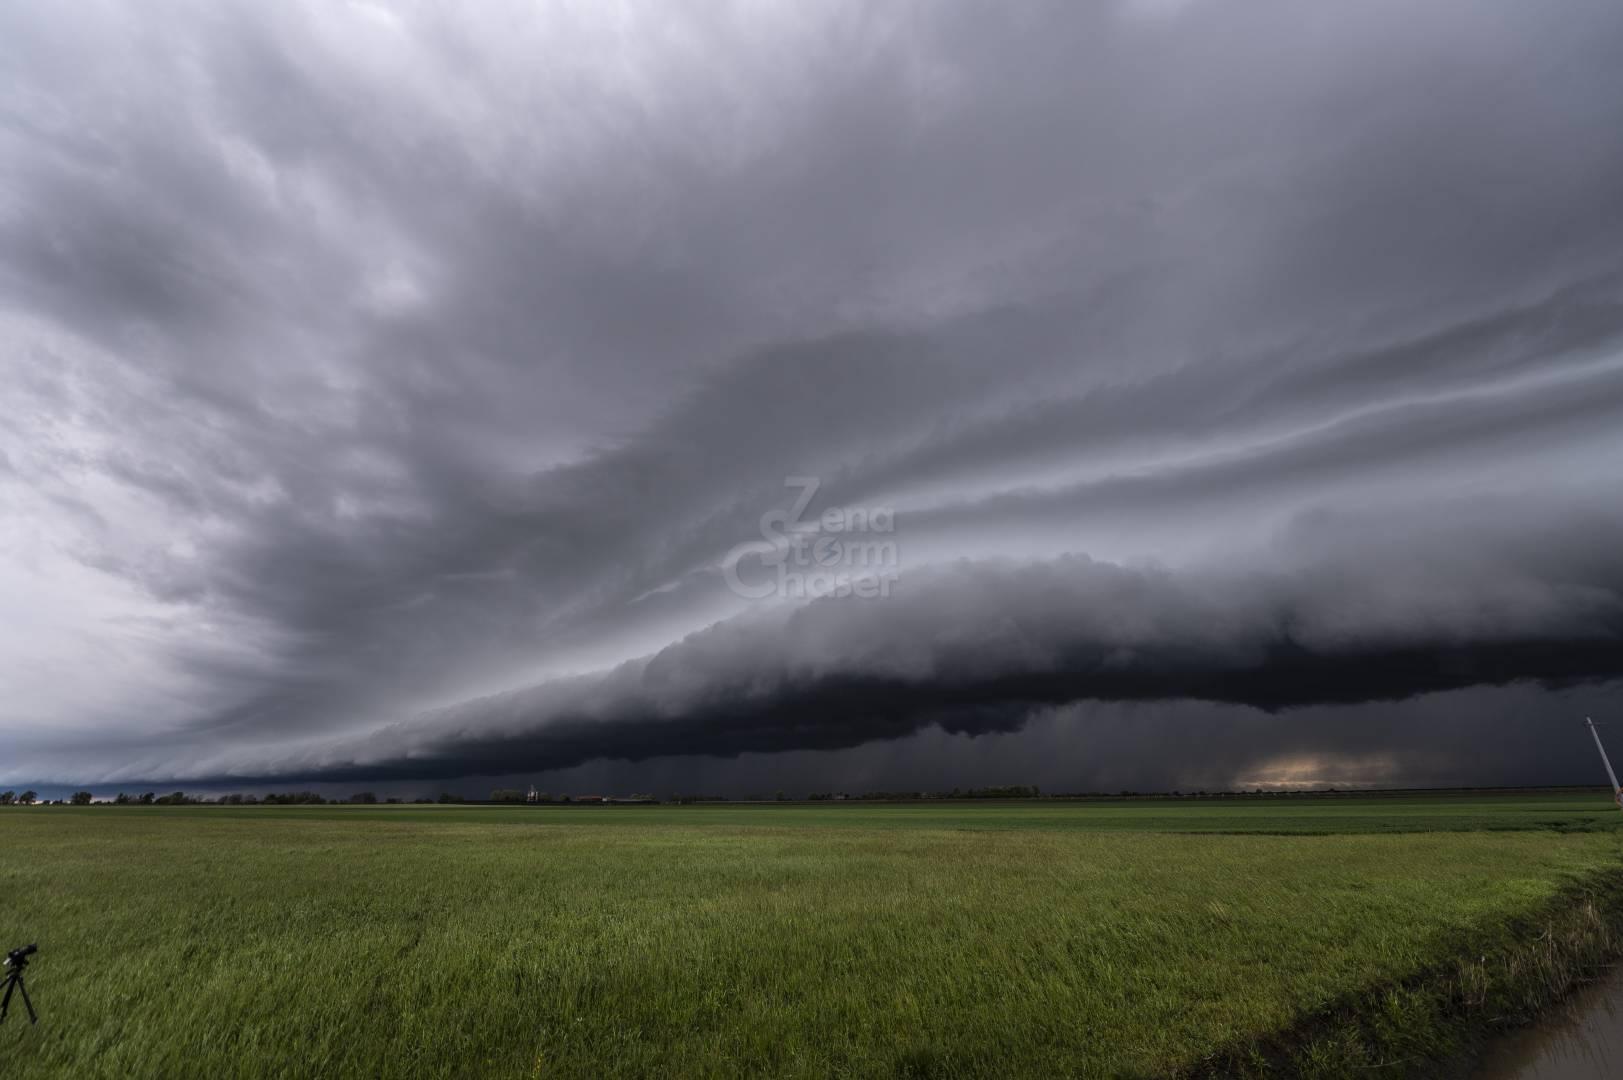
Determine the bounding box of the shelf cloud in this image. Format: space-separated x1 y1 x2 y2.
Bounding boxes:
5 0 1623 792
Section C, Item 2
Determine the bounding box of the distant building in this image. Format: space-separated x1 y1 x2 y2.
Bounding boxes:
526 786 538 804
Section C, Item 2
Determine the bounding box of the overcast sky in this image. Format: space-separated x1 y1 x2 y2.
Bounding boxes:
5 0 1623 796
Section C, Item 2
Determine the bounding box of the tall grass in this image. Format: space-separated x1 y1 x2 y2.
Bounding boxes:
2 799 1621 1078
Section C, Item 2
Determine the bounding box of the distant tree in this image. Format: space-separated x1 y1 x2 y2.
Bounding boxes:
534 792 553 804
437 792 464 804
154 791 189 805
263 791 325 805
0 791 13 806
948 786 1037 800
490 789 524 803
113 793 133 805
412 797 432 804
385 797 402 804
350 792 378 804
137 792 156 805
70 791 93 805
18 790 38 805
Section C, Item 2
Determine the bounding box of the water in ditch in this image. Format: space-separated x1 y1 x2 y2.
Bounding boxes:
1469 966 1623 1079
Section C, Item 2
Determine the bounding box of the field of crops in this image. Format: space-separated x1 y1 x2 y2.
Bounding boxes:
4 794 1622 1078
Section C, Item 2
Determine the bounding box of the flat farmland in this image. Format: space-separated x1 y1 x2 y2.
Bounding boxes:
3 795 1622 1078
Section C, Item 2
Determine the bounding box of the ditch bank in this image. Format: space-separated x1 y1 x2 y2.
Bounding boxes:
1468 961 1623 1079
1184 867 1623 1079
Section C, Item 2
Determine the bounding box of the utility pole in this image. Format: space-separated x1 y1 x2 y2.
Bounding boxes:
1585 717 1623 811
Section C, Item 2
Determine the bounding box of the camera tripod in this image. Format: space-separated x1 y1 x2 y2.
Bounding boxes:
2 944 37 1025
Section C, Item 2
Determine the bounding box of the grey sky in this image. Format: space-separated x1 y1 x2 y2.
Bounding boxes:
4 0 1623 793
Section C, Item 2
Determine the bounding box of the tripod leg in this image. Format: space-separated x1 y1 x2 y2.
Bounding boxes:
16 977 36 1024
1 973 13 1022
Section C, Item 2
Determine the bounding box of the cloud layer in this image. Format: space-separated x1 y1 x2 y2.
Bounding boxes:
5 0 1623 791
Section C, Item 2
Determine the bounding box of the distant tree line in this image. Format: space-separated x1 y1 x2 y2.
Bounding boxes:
807 785 1042 801
0 783 1079 807
517 792 658 804
16 783 1608 808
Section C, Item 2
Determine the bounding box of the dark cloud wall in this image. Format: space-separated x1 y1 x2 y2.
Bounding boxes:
4 0 1623 791
488 686 1623 801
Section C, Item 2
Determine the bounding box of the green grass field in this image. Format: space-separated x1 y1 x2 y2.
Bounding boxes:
4 794 1623 1078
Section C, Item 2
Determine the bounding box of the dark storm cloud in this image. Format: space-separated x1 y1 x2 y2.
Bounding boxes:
102 496 1623 785
5 0 1623 788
